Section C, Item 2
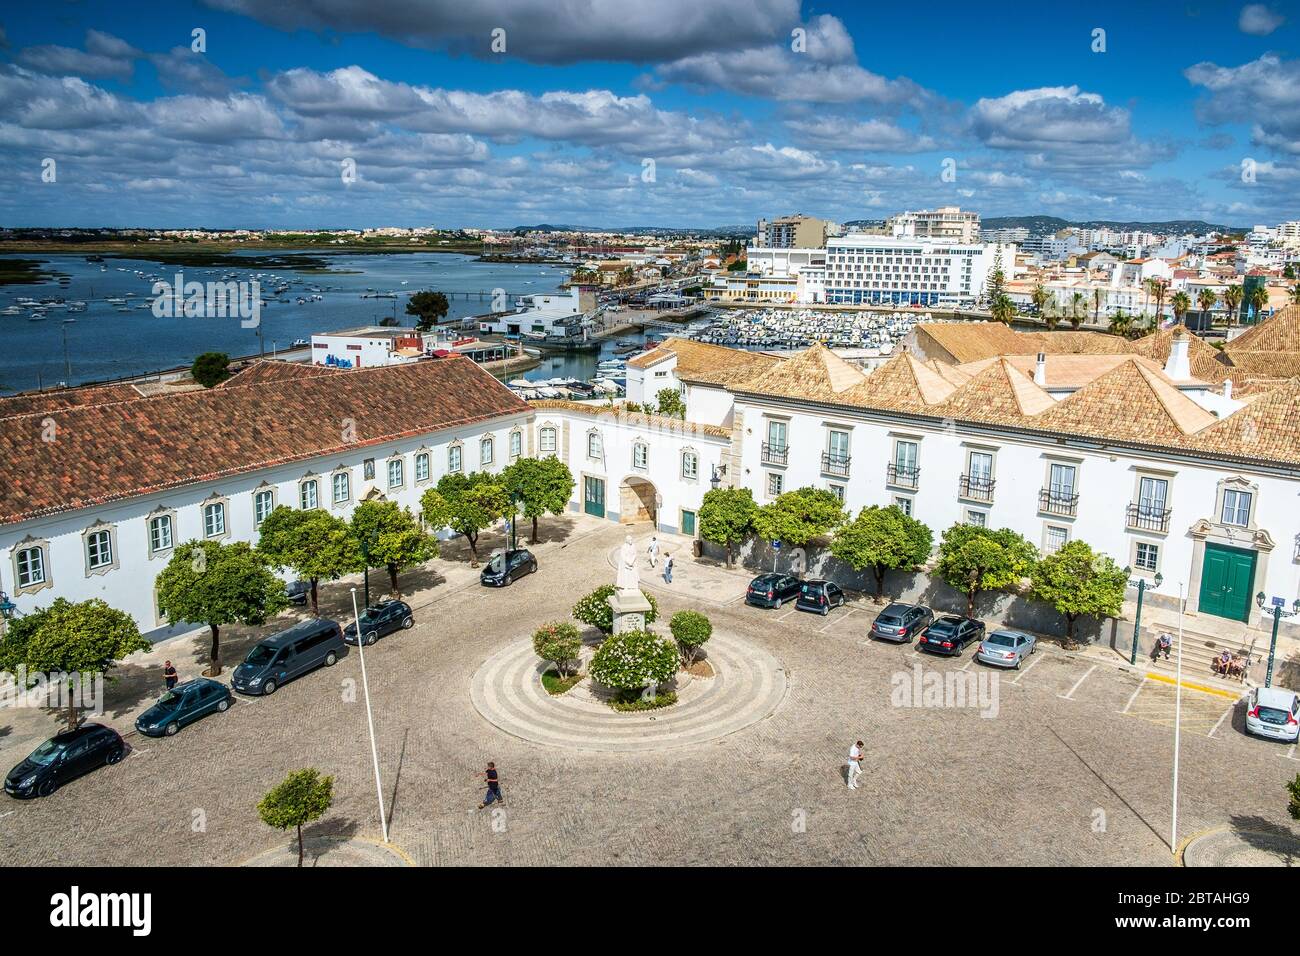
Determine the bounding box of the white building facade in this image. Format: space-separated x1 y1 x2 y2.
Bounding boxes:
824 235 1017 308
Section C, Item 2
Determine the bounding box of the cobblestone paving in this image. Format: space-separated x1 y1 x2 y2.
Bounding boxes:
2 516 1299 866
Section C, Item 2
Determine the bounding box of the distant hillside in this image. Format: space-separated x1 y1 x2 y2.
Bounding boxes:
982 216 1245 235
510 223 753 237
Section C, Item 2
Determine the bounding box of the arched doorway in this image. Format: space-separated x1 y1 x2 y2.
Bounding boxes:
619 476 658 527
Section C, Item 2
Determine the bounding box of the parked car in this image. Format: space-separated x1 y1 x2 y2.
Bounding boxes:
976 629 1037 669
796 579 846 616
285 580 311 606
344 600 414 645
745 573 802 609
1245 687 1300 742
5 723 125 799
135 678 233 737
480 549 538 587
868 603 933 643
917 615 985 656
231 618 345 696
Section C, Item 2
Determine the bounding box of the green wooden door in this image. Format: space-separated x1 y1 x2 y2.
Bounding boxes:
583 476 605 518
1198 544 1256 622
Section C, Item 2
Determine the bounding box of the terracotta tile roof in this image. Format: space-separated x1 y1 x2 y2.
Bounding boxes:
0 383 144 420
1223 351 1300 379
1031 359 1218 445
217 360 343 388
0 355 528 526
1224 305 1300 355
929 358 1054 426
738 342 869 402
914 322 1127 364
528 399 731 439
835 353 950 412
1128 328 1231 384
1191 378 1300 464
970 353 1196 390
627 337 781 388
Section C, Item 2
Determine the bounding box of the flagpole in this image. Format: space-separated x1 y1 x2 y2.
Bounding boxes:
1171 581 1184 855
351 587 389 844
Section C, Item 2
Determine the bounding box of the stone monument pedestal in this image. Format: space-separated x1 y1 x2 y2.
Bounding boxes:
608 589 653 634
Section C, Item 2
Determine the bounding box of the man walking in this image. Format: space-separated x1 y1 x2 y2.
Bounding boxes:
847 740 864 790
647 535 659 569
162 660 178 691
662 551 673 585
475 761 504 810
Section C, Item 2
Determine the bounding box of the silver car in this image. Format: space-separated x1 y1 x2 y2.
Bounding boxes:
976 629 1036 668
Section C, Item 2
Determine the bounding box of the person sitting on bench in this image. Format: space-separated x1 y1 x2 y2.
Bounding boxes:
1212 649 1232 676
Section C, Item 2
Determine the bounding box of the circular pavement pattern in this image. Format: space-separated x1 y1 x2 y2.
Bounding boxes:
1182 827 1300 867
470 631 787 753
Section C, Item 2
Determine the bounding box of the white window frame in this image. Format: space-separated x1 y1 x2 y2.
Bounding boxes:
13 540 50 593
448 443 463 473
203 501 227 539
84 526 116 575
509 430 522 460
332 470 351 505
148 512 175 556
1043 524 1070 555
766 471 784 499
1133 540 1160 574
539 426 557 454
300 478 319 510
387 457 404 489
1220 488 1253 528
480 437 494 467
414 452 431 484
587 430 603 460
965 508 987 527
633 442 648 471
681 450 699 481
254 488 276 527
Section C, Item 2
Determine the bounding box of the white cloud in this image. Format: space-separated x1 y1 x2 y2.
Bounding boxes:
1239 4 1285 36
1186 54 1300 154
16 30 141 81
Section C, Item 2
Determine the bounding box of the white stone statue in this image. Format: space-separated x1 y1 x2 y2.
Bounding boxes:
616 534 640 593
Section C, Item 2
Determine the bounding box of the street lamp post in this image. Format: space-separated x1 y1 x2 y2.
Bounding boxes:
350 587 389 844
1255 592 1300 688
0 591 16 639
1123 568 1163 665
507 491 521 551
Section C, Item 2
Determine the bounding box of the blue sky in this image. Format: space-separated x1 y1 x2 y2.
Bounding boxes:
2 0 1299 229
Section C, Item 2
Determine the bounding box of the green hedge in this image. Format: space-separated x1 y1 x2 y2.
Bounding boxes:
572 585 659 633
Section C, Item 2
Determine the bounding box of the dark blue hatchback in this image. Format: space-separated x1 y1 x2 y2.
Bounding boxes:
135 678 232 737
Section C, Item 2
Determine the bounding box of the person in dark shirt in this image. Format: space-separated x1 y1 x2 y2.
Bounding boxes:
476 761 503 810
163 661 178 690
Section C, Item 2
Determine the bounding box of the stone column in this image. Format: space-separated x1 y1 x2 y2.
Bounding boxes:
608 589 652 634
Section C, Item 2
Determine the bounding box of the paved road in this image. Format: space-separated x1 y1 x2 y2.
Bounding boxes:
2 516 1298 866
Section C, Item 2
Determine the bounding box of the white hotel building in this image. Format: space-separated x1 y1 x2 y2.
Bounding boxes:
823 235 1017 308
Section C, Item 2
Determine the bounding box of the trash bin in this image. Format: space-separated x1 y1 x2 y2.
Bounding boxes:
692 539 703 559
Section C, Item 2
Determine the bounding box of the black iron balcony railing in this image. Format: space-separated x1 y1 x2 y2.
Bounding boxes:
821 451 851 478
1039 488 1079 517
959 474 996 503
1126 502 1171 533
761 442 788 466
886 463 919 489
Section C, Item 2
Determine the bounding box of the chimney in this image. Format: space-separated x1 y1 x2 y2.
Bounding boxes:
1164 327 1190 379
1223 378 1233 400
1034 352 1047 387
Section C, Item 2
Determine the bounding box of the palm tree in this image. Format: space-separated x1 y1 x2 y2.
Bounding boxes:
1108 308 1132 338
1070 291 1085 329
1223 285 1243 326
1171 290 1191 326
990 294 1016 325
1092 287 1103 324
1248 284 1269 322
1145 277 1169 324
1031 282 1049 322
1196 287 1217 321
1290 283 1300 305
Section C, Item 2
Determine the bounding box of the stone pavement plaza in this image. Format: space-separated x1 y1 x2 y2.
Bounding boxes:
2 513 1300 867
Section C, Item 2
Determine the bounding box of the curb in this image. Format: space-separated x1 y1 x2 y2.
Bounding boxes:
1144 671 1244 700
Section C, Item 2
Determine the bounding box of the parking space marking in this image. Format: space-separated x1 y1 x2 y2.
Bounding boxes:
1058 665 1097 701
774 607 799 623
1120 676 1149 714
1283 745 1298 762
1010 655 1043 685
1208 699 1242 738
958 657 975 672
817 608 858 633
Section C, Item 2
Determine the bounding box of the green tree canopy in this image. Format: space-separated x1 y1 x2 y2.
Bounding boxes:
752 486 846 552
1030 539 1126 647
935 524 1037 617
256 506 359 612
0 598 149 730
155 540 288 676
350 499 438 596
654 387 686 419
421 471 509 566
669 610 712 665
404 290 449 332
830 505 934 599
572 584 658 633
257 768 334 868
531 621 582 678
502 456 575 544
698 486 757 566
191 352 231 388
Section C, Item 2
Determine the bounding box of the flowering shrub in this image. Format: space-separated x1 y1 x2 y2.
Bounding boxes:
669 610 712 664
572 585 659 633
532 621 582 677
588 629 679 691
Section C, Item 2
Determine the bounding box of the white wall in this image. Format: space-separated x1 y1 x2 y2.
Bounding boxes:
1 413 530 631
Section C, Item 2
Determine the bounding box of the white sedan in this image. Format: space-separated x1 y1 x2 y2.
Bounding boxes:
976 629 1037 668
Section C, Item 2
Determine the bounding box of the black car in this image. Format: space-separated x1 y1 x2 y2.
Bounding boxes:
869 602 934 643
285 580 311 606
917 615 985 656
745 573 802 609
344 600 415 645
6 723 125 799
480 549 538 587
795 579 846 616
135 678 232 737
